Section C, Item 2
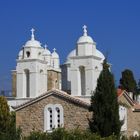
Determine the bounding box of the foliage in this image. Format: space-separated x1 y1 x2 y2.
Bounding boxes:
24 128 118 140
0 96 10 133
0 96 21 140
89 59 121 137
136 79 140 95
120 69 137 94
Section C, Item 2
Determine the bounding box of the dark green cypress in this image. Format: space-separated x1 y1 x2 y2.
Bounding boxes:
0 96 10 134
120 69 137 93
89 59 121 137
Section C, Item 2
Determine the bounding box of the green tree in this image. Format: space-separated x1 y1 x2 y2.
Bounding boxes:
89 59 121 137
0 96 21 140
0 96 10 134
120 69 137 93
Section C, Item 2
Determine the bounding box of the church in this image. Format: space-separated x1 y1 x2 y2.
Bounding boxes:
8 26 140 137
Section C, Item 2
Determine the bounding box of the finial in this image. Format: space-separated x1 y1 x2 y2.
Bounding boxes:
44 44 48 49
53 48 56 52
83 25 87 36
31 28 35 40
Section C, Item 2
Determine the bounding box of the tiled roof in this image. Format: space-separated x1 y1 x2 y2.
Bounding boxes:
13 89 90 111
118 89 140 111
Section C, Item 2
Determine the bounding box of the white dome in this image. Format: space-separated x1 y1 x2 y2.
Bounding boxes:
52 48 59 58
25 40 41 47
24 28 41 48
77 35 94 44
95 49 105 60
67 49 76 59
18 50 23 57
43 47 51 56
77 25 95 44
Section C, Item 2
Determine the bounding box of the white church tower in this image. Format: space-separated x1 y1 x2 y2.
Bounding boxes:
16 28 48 98
62 25 105 97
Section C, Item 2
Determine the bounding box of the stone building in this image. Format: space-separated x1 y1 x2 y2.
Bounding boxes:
118 90 140 137
13 89 91 136
10 25 140 137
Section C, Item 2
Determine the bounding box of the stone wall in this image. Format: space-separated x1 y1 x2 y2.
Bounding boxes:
11 70 16 97
47 70 61 90
119 95 140 137
16 94 91 136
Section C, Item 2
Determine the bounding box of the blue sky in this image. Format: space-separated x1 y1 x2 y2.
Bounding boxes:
0 0 140 90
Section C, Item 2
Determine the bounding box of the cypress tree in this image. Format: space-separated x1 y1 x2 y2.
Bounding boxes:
89 59 121 137
0 96 10 134
120 69 137 93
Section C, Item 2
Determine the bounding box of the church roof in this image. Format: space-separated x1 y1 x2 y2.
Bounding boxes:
13 89 90 111
118 90 140 111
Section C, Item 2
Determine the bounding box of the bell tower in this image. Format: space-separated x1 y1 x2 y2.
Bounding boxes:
16 28 48 98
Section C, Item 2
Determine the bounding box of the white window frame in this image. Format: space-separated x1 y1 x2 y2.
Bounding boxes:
119 105 127 131
44 104 64 132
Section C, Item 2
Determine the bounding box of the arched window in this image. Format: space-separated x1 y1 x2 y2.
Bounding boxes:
133 131 139 137
26 51 30 58
54 104 64 128
119 106 127 131
44 104 64 132
24 69 30 97
79 66 85 95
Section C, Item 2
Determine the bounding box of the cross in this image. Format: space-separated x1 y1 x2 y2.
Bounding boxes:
83 25 87 36
44 44 48 49
31 28 35 40
53 48 56 52
31 28 35 34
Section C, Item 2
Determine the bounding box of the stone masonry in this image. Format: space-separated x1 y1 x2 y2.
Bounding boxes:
16 92 91 136
118 93 140 137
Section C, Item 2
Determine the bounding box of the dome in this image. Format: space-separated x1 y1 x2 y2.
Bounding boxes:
67 49 76 59
77 25 95 44
77 36 94 44
24 28 41 48
52 48 59 58
95 49 105 60
43 44 51 56
25 40 41 47
18 49 23 57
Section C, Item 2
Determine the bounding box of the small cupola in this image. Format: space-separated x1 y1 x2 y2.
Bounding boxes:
43 44 51 65
21 28 44 59
51 48 60 68
24 28 41 48
43 44 51 56
77 25 95 44
76 25 96 56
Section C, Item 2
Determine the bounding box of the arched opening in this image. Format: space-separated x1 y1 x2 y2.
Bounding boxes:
44 104 63 132
56 107 60 128
26 51 30 58
24 69 30 97
79 66 86 95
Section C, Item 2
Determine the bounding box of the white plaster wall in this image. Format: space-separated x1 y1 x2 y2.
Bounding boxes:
16 60 47 98
77 43 96 56
66 55 103 97
23 47 44 60
71 68 81 96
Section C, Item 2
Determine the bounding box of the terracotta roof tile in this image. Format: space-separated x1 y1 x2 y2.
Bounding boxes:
13 89 90 111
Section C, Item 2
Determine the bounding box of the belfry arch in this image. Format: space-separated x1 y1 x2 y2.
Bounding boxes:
24 69 30 97
79 66 86 95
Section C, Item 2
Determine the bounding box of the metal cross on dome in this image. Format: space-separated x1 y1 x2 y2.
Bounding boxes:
83 25 87 36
